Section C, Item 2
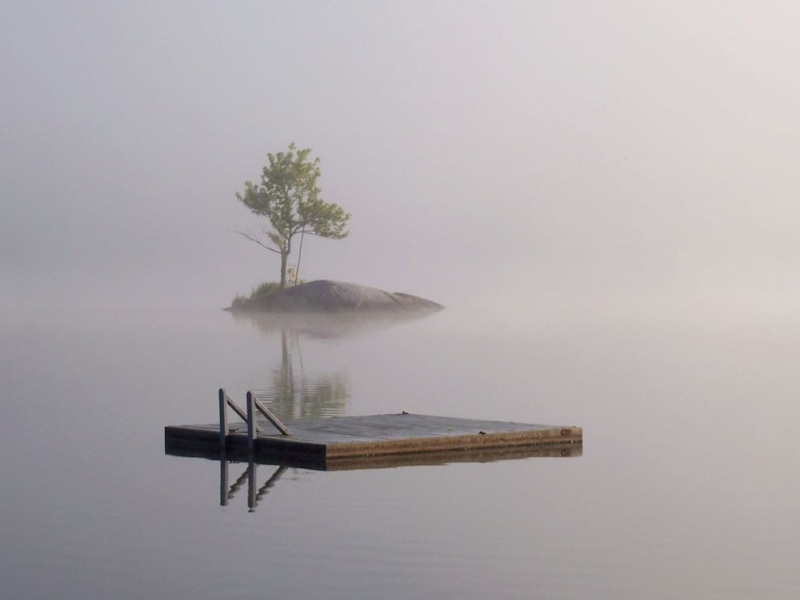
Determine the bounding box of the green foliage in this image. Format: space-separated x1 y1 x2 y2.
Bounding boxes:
286 264 304 287
236 143 350 288
230 268 305 310
230 294 249 310
250 281 282 299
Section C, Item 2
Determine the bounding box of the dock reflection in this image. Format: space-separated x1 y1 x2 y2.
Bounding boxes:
213 444 581 512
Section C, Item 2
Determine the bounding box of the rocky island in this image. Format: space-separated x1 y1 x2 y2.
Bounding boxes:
229 279 443 313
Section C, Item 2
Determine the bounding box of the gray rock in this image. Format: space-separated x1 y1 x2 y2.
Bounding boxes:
243 280 443 313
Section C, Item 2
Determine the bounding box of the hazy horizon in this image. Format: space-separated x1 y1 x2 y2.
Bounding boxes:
4 1 800 319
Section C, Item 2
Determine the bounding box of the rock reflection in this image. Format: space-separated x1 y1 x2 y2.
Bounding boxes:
230 306 441 340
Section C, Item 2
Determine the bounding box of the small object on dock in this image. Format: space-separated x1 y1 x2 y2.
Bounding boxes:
165 404 583 470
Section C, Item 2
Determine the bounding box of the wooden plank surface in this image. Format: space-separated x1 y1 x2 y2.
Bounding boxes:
165 412 582 468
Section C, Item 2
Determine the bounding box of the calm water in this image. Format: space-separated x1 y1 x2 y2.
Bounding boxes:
2 303 799 599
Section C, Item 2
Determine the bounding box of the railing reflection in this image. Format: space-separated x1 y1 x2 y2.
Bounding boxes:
221 459 288 512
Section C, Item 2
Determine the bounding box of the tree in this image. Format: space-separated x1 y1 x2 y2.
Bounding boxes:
236 144 350 288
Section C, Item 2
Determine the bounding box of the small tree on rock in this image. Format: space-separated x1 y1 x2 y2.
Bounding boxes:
236 144 350 288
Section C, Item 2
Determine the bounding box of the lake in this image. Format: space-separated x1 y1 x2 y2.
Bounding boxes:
2 302 799 599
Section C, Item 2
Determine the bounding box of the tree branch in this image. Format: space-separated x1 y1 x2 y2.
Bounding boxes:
294 228 345 239
234 230 281 254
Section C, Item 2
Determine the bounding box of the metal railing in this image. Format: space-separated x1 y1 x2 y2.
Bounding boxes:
218 388 292 452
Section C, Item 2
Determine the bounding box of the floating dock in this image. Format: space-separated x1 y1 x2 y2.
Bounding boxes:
165 394 583 470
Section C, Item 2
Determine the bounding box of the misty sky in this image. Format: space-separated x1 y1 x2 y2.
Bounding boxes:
3 1 800 314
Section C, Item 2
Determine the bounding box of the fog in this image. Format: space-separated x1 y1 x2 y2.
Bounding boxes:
4 1 800 320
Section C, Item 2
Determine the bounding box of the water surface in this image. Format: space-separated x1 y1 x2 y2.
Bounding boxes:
2 304 798 599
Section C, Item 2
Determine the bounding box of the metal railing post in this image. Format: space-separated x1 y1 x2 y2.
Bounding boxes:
247 391 257 453
219 388 228 449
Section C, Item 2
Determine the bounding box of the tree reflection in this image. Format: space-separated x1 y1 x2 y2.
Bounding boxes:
230 308 441 420
262 328 349 420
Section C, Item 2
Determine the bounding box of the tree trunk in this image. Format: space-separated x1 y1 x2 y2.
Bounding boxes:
295 229 305 285
279 250 288 289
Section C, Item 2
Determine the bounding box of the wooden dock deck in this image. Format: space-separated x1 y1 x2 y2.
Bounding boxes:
165 412 583 470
